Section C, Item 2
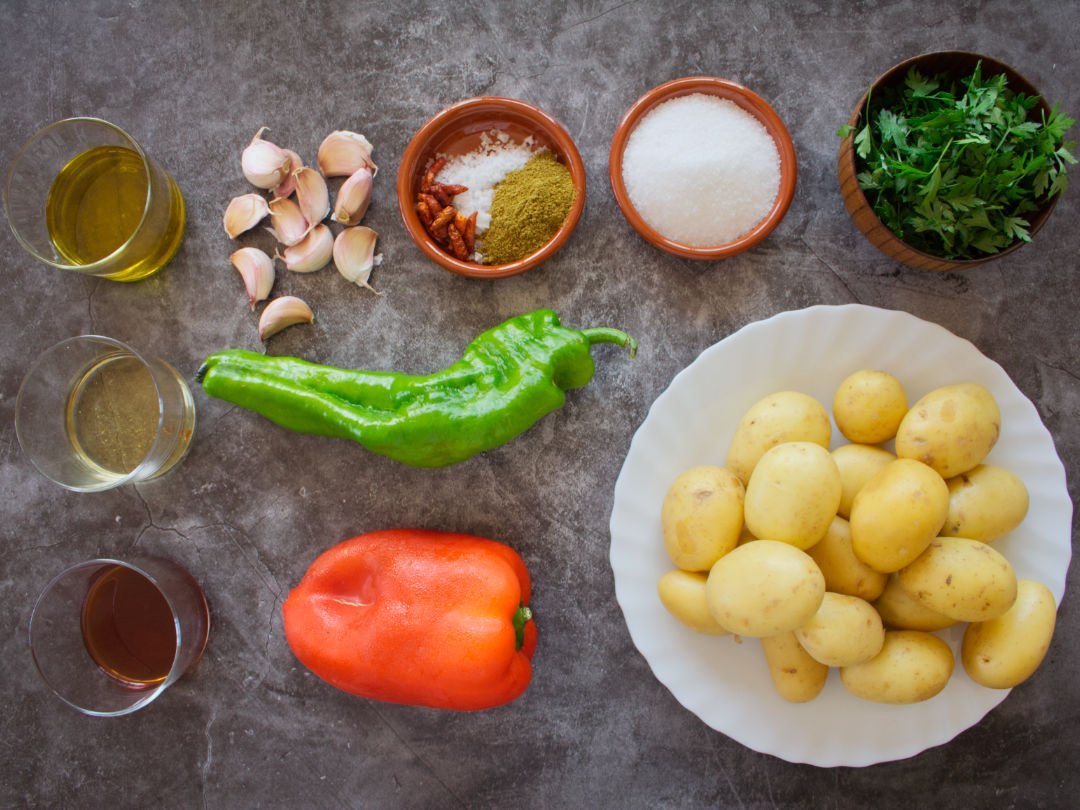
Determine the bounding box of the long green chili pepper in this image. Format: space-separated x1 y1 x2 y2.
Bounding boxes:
196 309 637 468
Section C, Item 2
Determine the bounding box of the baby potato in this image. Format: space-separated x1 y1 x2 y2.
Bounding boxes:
832 443 895 519
706 540 825 637
661 466 744 571
795 592 885 667
962 579 1057 689
725 391 832 485
833 370 909 444
806 517 887 602
873 573 957 632
657 570 731 636
897 536 1017 622
744 442 842 550
840 631 954 704
895 383 1001 479
849 458 949 573
761 632 828 703
943 464 1029 542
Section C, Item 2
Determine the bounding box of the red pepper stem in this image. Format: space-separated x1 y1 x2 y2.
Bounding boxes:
513 605 533 650
581 327 638 360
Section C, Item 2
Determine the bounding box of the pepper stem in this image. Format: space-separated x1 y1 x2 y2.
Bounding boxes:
581 327 638 359
513 605 533 650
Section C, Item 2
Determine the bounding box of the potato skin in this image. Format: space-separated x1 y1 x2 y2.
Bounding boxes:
897 537 1017 622
943 464 1029 542
744 442 842 550
849 459 949 573
873 573 957 632
706 540 826 637
795 592 885 667
840 631 954 704
725 392 832 485
761 632 828 703
661 466 744 571
895 384 1001 479
833 443 895 520
806 516 887 602
657 570 730 636
833 370 908 445
962 579 1057 689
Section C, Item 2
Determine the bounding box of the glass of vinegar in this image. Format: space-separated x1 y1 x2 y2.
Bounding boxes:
3 118 184 281
16 336 196 491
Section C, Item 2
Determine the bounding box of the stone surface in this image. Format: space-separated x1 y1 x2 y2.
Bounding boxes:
1 1 1078 807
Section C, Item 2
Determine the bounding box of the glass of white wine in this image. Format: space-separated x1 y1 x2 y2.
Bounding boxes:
3 118 185 282
16 336 196 491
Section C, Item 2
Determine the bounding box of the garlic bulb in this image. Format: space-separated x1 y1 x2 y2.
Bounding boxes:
242 128 293 189
230 247 275 310
266 197 309 247
294 167 330 230
317 130 377 177
277 223 333 273
258 296 314 341
273 149 305 199
333 226 380 293
223 193 269 238
332 167 373 226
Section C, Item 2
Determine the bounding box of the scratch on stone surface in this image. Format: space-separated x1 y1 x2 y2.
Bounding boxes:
86 278 101 334
223 522 284 599
576 94 591 143
201 706 218 784
369 705 467 809
708 739 747 809
559 0 639 34
1035 357 1080 384
800 236 862 304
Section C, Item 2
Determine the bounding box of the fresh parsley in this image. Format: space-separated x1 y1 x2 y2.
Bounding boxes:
838 63 1075 260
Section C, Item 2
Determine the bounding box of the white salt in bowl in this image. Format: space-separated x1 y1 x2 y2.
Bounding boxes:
609 77 797 260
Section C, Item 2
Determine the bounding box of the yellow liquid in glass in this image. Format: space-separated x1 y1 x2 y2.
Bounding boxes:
45 145 184 281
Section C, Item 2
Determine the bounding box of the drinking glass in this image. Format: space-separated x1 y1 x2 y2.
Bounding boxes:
29 556 210 717
4 117 185 281
15 336 196 492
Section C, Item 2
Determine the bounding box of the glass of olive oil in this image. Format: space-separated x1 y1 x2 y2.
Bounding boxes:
16 336 196 491
4 118 184 281
29 556 209 716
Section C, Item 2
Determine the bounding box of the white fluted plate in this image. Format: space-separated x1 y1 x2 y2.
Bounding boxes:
609 304 1071 767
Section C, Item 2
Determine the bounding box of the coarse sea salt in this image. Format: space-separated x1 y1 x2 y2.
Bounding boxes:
433 131 538 236
622 94 781 247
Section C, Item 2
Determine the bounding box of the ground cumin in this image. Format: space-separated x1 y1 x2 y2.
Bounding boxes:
481 151 575 264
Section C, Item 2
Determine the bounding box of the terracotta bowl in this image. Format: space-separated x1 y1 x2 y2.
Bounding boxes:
608 76 797 261
838 51 1059 271
396 96 586 280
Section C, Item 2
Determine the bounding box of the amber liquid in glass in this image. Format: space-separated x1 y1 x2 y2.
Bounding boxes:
81 565 177 688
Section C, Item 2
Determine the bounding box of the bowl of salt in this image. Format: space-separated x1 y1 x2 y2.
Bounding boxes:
609 76 797 260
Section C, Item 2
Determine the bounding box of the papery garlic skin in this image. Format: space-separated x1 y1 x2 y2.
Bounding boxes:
273 149 305 199
333 226 380 293
267 197 310 247
317 131 377 177
223 193 270 238
242 127 293 189
278 223 333 273
258 296 314 341
294 167 330 230
230 247 275 310
331 167 373 226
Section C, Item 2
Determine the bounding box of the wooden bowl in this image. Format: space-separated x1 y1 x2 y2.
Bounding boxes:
396 96 586 279
609 76 797 260
838 51 1060 271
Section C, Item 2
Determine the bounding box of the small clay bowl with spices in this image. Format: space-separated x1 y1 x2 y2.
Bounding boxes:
397 97 586 279
609 76 797 261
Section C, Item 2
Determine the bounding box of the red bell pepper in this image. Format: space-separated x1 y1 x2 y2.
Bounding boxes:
282 529 537 710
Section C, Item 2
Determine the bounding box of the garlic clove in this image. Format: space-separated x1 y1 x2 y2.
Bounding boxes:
223 193 270 238
272 149 305 199
276 223 333 273
230 247 275 310
331 166 373 226
317 130 378 177
333 226 381 293
294 167 330 230
242 127 293 189
266 196 310 247
258 296 314 341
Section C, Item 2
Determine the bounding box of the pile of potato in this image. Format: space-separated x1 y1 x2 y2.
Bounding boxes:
658 371 1058 705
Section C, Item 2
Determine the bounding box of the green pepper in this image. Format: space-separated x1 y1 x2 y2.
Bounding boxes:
196 309 636 468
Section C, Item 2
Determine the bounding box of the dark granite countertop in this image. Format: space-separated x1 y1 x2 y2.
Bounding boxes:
1 1 1077 807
